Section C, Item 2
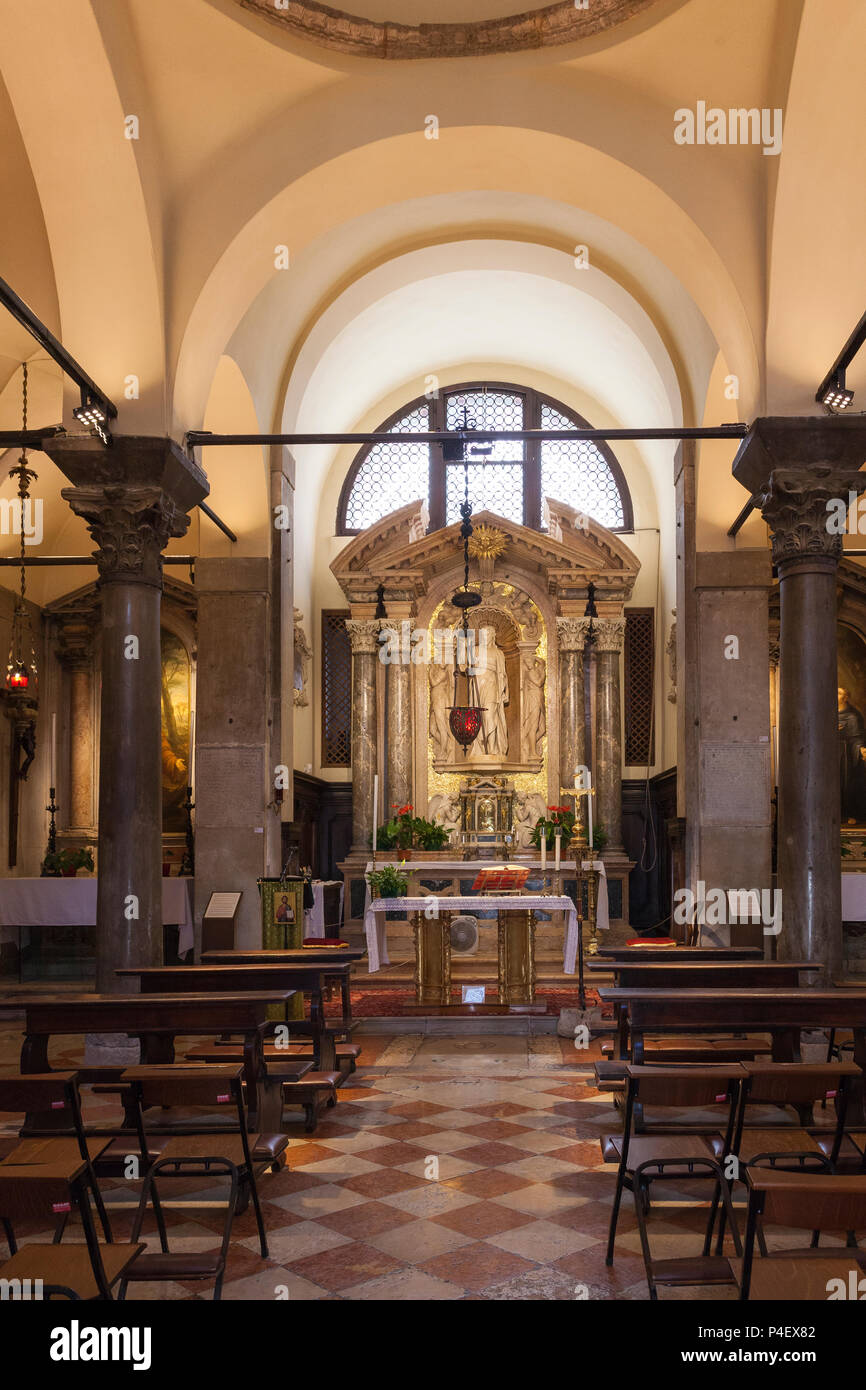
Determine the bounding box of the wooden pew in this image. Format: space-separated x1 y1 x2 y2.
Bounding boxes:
598 987 866 1122
0 990 294 1130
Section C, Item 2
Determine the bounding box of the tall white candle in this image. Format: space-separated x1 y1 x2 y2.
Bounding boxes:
587 772 594 855
49 712 56 789
372 773 378 853
554 826 561 871
541 832 546 871
188 710 195 788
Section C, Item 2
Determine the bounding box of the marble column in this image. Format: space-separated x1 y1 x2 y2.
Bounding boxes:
347 618 382 852
756 469 861 975
48 437 208 993
733 418 866 976
594 617 626 854
385 619 413 811
56 620 96 831
556 617 591 832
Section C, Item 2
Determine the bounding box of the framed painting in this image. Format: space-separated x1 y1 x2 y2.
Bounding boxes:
839 624 866 830
161 628 192 834
258 876 305 1020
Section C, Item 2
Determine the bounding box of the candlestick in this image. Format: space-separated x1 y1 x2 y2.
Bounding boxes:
554 825 561 871
540 833 546 871
49 711 56 788
372 773 378 854
188 710 195 787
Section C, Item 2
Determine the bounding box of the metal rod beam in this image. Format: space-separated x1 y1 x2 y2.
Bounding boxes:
727 493 760 537
0 427 64 448
198 501 238 544
186 425 748 449
0 556 196 567
815 308 866 403
0 276 118 419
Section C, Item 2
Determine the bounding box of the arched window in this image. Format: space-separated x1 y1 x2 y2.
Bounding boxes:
337 382 632 535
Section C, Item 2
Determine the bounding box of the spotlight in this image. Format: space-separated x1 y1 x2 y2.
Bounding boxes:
73 395 112 444
821 373 854 410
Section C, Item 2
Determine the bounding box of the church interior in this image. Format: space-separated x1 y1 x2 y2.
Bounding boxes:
0 0 865 1326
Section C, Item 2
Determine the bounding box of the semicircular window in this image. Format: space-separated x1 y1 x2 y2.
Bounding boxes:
338 385 631 535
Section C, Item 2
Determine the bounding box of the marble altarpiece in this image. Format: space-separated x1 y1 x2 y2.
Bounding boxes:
332 500 641 935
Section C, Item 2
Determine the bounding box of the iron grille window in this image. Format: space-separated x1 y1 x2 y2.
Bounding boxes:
321 610 351 767
337 382 632 536
624 607 655 765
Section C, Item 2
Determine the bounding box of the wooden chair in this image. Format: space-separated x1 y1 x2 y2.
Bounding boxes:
603 1065 743 1276
0 1163 142 1301
733 1062 861 1171
738 1171 866 1300
0 1072 114 1247
121 1065 284 1262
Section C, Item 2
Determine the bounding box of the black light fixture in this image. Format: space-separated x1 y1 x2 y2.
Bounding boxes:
72 392 112 445
374 584 387 620
820 372 855 411
448 449 484 753
584 580 598 644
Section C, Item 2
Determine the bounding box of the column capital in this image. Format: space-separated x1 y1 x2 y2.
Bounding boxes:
346 617 384 654
46 435 208 588
60 484 190 587
556 616 592 651
593 617 627 653
56 617 96 671
755 466 866 568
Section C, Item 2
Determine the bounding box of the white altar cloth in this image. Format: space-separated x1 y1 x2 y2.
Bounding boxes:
303 879 344 938
364 894 581 974
0 878 195 957
842 873 866 921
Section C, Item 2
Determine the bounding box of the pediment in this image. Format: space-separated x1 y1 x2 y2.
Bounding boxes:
331 501 639 607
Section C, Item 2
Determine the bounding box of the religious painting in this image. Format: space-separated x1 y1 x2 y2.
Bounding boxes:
838 624 866 827
258 877 305 1020
160 629 192 834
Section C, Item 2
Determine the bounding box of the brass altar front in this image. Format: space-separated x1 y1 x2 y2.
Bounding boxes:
411 903 537 1007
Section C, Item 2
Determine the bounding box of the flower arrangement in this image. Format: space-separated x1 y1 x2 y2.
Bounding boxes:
42 846 95 878
366 863 408 899
530 807 608 852
376 804 451 852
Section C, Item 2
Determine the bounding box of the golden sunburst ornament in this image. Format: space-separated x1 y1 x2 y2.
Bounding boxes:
468 525 506 561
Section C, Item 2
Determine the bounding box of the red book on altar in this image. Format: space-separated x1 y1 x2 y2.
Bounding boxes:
471 866 530 893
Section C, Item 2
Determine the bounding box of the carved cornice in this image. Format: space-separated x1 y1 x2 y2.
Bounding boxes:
556 616 592 651
236 0 662 61
60 485 190 587
346 617 384 654
756 466 866 569
592 616 626 653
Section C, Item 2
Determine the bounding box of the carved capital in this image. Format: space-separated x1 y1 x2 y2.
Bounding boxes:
592 617 627 654
346 618 384 655
56 619 95 672
60 484 189 587
756 466 866 568
556 616 592 652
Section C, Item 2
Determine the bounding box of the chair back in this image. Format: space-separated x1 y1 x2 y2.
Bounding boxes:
754 1172 866 1232
626 1065 743 1110
0 1072 78 1120
0 1169 78 1222
741 1062 859 1107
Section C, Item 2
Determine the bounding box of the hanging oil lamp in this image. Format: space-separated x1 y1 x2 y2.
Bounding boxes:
447 424 484 753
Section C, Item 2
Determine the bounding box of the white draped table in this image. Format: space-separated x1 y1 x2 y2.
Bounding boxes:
0 878 195 957
364 893 595 974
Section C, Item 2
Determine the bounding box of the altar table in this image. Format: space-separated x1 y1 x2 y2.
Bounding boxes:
0 878 195 956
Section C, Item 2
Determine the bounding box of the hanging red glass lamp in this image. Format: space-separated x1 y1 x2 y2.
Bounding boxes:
447 425 485 755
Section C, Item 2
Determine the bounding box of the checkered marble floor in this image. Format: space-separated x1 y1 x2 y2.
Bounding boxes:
0 1027 745 1300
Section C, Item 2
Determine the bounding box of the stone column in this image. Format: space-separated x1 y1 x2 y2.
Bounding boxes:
347 619 382 852
594 617 626 854
48 437 207 993
556 617 591 830
757 470 857 974
733 418 866 975
56 619 96 831
386 618 413 810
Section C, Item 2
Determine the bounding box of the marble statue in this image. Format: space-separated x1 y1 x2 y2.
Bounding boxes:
471 625 509 759
513 790 547 848
428 659 452 760
521 654 546 760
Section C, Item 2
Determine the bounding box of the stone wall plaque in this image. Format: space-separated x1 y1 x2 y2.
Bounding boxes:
700 743 770 826
195 747 265 827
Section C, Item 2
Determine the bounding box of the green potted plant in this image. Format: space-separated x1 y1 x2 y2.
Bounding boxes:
42 847 95 878
366 863 408 899
530 805 576 850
